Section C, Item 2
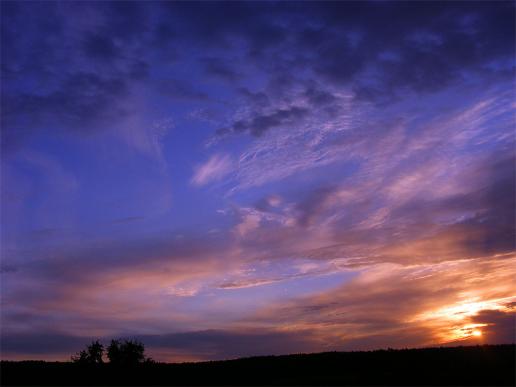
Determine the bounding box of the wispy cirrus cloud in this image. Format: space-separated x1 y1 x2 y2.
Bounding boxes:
191 153 233 186
1 1 514 362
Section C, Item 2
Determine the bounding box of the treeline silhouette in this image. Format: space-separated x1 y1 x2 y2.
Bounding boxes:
71 339 153 365
1 344 514 385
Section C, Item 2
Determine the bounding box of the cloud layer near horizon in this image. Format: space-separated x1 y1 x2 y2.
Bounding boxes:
1 1 515 361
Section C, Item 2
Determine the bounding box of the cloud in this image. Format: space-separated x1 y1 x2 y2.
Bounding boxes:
234 211 262 237
0 2 152 153
201 56 242 81
110 216 145 225
254 194 282 212
2 1 513 153
224 146 515 269
244 256 516 350
82 33 120 61
0 328 320 362
140 329 320 361
3 256 513 360
2 72 129 133
466 308 516 344
216 278 280 290
191 154 233 186
1 1 515 362
218 106 310 137
0 332 87 357
157 79 209 101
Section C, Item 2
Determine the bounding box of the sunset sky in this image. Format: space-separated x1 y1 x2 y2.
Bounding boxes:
1 1 515 362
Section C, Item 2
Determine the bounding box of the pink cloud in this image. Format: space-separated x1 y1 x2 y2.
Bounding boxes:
242 256 516 350
191 153 233 186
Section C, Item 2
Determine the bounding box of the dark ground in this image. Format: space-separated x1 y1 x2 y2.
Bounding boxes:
1 344 514 386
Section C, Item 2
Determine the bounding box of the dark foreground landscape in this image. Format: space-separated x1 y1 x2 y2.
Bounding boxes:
1 344 514 386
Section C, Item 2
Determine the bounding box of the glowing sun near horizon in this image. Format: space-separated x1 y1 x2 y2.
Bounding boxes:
1 0 515 363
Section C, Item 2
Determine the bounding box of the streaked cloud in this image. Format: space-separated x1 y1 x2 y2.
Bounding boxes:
191 154 233 186
1 1 514 362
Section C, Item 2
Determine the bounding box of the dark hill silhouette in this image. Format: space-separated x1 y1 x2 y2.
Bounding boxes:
1 344 514 385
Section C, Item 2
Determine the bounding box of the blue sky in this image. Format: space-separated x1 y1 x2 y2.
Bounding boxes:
1 1 515 361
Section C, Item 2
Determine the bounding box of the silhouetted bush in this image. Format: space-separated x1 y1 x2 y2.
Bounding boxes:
106 339 148 365
71 340 104 364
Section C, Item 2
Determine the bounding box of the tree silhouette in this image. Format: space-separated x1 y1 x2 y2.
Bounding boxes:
71 340 104 364
106 339 148 365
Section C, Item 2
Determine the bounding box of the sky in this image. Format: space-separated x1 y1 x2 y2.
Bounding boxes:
1 1 515 362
